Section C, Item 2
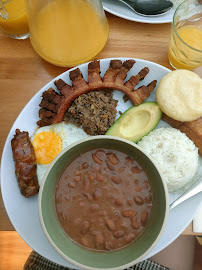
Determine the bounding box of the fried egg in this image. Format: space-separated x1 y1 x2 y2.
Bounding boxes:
31 122 89 185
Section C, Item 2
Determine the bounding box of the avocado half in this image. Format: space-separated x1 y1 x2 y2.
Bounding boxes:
106 102 162 143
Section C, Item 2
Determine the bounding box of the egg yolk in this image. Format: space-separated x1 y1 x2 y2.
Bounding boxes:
33 131 62 165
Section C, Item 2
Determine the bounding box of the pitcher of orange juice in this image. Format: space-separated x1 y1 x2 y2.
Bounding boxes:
0 0 29 39
25 0 109 67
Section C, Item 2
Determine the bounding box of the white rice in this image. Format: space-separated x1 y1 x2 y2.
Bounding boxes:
137 127 199 193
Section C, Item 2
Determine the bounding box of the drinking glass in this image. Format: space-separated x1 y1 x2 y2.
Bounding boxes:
0 0 29 39
25 0 109 67
168 0 202 70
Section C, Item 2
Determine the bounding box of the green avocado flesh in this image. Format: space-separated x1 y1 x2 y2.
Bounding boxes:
105 102 162 143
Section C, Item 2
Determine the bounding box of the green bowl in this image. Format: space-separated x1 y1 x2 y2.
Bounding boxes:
38 136 169 270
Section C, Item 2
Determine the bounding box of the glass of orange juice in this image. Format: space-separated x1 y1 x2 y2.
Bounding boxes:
0 0 29 39
25 0 109 67
168 0 202 70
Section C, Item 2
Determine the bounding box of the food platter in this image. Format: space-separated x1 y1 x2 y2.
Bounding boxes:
1 58 202 268
102 0 175 24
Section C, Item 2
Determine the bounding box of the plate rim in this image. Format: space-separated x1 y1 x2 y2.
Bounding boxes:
103 0 174 24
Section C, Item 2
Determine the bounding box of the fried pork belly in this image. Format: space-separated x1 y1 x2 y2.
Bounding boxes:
37 59 157 127
11 129 39 198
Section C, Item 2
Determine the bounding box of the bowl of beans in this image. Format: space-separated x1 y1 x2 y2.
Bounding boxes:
38 135 169 270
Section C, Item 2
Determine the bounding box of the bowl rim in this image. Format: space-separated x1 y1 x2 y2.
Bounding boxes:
38 135 169 270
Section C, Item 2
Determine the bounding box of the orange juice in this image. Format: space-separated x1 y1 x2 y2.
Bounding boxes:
168 26 202 70
27 0 109 66
0 0 29 37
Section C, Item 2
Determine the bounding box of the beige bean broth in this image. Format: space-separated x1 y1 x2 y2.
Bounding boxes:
55 149 153 251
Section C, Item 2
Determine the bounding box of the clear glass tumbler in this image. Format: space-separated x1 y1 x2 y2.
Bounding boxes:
0 0 29 39
168 0 202 70
25 0 109 67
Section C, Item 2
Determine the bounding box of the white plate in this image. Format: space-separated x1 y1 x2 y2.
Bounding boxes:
1 58 202 268
103 0 175 24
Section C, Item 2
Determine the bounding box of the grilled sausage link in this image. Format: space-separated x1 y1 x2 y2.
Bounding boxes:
11 129 39 198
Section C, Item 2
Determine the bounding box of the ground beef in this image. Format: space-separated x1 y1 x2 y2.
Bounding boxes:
123 94 129 103
64 90 118 135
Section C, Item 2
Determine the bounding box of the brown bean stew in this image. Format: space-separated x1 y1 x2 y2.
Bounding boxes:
55 149 153 251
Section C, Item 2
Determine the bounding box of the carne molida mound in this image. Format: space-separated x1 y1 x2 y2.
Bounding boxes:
64 90 118 135
37 59 157 127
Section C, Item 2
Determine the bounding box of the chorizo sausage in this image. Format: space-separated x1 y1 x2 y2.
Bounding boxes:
11 129 39 198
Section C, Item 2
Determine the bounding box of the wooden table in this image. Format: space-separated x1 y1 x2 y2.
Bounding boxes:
0 11 201 241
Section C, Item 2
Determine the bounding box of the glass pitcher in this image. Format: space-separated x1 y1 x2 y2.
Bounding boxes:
25 0 109 67
0 0 29 39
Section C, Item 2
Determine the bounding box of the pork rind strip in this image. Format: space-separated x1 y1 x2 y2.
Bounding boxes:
37 59 157 127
